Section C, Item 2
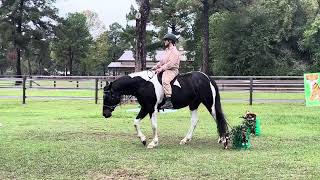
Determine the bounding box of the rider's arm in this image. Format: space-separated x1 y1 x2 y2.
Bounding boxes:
152 58 165 69
161 51 180 71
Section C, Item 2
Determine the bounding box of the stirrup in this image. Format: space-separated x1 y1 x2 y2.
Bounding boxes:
160 99 173 109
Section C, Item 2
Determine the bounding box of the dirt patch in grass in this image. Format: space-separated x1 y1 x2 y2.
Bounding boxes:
87 169 147 180
0 171 16 180
14 131 135 142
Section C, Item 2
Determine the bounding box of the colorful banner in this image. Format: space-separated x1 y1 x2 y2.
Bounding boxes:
304 73 320 107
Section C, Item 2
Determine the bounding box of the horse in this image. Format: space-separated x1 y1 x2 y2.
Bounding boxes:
102 70 229 149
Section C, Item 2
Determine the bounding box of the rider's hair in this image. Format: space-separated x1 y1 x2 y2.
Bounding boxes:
169 39 176 46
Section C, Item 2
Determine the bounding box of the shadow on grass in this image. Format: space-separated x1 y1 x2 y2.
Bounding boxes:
11 130 230 150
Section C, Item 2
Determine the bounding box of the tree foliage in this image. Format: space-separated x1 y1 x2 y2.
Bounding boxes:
0 0 59 76
1 0 320 75
51 13 92 75
210 0 318 75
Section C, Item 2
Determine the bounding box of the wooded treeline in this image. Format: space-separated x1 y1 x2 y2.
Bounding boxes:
0 0 319 76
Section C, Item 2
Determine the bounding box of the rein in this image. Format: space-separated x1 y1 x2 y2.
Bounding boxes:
124 70 155 102
103 70 156 108
121 70 155 104
103 104 117 111
147 69 155 80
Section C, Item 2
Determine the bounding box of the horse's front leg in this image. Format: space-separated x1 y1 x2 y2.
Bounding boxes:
147 110 158 149
180 109 199 145
134 108 148 146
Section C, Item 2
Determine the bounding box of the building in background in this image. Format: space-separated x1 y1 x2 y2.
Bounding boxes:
107 47 193 75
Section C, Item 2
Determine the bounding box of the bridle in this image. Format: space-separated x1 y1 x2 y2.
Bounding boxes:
103 104 117 111
103 70 156 110
103 88 120 111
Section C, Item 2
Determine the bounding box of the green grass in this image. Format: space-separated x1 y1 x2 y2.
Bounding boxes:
0 97 319 179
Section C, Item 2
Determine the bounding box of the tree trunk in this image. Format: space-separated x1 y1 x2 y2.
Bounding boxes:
135 19 142 72
68 47 73 76
201 0 210 75
65 67 68 76
15 47 22 76
15 0 24 81
103 63 106 75
135 0 150 72
171 24 177 35
27 58 31 75
39 57 42 75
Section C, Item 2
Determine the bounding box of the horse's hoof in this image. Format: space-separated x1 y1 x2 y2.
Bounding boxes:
139 136 146 146
224 140 229 149
224 143 228 149
180 138 189 145
147 141 158 149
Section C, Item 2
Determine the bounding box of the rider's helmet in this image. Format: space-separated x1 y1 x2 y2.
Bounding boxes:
163 33 177 43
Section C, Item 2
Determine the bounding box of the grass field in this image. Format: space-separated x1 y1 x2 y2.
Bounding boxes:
0 96 319 179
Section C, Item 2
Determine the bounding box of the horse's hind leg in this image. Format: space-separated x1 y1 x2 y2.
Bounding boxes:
180 108 199 145
203 84 227 145
134 108 149 146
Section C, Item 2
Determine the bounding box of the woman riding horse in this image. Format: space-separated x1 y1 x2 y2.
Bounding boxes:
102 70 229 149
152 33 180 109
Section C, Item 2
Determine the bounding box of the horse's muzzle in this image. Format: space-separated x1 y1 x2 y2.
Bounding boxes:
103 109 112 118
103 113 111 118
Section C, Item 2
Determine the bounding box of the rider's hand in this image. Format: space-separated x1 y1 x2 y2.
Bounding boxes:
155 67 163 74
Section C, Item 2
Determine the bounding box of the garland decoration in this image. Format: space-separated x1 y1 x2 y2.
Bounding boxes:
230 111 261 149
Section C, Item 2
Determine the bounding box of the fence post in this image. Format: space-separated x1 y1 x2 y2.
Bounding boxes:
249 77 253 105
22 76 26 104
54 81 56 88
95 78 98 104
76 81 79 88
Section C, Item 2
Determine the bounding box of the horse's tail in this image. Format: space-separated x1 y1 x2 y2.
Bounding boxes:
208 77 228 136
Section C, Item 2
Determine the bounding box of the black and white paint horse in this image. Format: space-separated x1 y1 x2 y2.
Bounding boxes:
103 71 229 149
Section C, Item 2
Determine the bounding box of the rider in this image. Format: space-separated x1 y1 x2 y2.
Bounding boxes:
152 33 181 109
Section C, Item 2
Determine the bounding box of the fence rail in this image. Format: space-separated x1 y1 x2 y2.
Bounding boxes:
0 75 305 104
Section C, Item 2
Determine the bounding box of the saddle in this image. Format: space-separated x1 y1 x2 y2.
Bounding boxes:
157 72 179 85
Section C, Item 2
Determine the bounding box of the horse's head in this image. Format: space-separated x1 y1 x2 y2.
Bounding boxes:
103 82 121 118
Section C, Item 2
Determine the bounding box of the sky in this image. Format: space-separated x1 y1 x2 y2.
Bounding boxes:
55 0 137 29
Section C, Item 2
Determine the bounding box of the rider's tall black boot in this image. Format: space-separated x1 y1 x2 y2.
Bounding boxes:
160 97 174 109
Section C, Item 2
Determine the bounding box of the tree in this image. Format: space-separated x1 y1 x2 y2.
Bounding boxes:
82 10 106 39
209 0 311 75
301 0 320 72
51 13 92 75
135 0 150 71
126 4 162 62
150 0 194 36
0 20 12 74
170 0 241 74
88 31 110 75
0 0 58 78
107 23 129 63
201 0 210 74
